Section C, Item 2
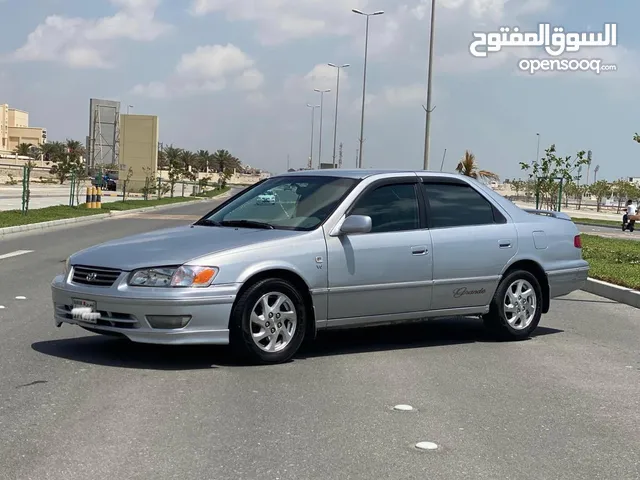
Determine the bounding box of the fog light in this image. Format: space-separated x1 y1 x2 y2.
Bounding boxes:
146 315 191 329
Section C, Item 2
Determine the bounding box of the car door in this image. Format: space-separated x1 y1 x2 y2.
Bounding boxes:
421 177 518 311
325 178 433 324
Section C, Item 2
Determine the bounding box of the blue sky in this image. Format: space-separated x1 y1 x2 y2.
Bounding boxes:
0 0 637 181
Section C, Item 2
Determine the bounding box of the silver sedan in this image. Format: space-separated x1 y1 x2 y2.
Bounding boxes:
51 170 589 364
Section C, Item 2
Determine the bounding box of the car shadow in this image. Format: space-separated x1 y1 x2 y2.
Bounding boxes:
32 317 563 370
297 316 562 359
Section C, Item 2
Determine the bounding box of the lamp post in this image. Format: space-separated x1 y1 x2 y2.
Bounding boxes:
314 88 330 168
535 133 541 208
306 104 320 169
352 9 384 168
328 63 349 168
422 0 436 170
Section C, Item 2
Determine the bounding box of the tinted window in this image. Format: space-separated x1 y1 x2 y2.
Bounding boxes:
423 183 495 228
351 184 419 233
201 176 357 231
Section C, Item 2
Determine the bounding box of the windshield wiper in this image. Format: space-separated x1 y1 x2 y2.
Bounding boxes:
193 219 223 227
219 220 275 229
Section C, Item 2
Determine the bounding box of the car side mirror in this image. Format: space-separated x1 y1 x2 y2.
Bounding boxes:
339 215 372 235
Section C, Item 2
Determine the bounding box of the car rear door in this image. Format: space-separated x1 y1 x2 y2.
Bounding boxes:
420 177 517 311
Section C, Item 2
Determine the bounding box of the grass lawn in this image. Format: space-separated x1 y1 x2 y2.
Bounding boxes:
581 234 640 290
197 186 230 198
0 196 199 228
571 217 621 228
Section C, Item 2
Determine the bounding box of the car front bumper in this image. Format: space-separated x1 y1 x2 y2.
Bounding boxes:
51 274 240 345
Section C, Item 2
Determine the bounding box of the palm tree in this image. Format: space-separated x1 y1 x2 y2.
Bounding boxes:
211 149 241 173
14 143 33 156
196 149 210 173
455 150 499 182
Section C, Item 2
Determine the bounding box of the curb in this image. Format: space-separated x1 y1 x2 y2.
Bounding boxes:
582 278 640 309
0 197 216 239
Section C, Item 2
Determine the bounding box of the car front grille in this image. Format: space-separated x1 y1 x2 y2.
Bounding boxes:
72 265 122 287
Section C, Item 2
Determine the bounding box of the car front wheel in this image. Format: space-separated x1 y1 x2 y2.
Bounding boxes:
483 270 542 340
229 278 307 364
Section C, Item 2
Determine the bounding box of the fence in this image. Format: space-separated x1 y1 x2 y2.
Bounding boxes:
3 166 224 215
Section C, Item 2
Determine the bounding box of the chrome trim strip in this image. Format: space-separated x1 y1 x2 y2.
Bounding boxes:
432 275 500 286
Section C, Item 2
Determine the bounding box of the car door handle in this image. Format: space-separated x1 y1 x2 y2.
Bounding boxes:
411 246 428 255
499 240 512 248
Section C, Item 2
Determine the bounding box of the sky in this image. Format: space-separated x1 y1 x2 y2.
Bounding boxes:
0 0 638 181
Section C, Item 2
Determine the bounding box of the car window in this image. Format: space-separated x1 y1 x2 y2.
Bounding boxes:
201 176 357 231
422 182 495 228
350 183 419 233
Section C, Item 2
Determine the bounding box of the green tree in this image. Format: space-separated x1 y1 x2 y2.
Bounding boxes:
195 149 210 173
510 179 525 199
48 139 84 184
211 149 241 173
14 142 34 156
455 150 499 182
588 180 612 212
164 145 184 197
157 146 168 170
633 133 640 144
519 144 588 210
611 179 632 213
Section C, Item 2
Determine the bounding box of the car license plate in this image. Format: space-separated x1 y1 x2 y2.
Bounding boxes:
72 299 98 324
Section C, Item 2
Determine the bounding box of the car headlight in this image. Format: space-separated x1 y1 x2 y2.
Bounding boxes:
128 266 219 287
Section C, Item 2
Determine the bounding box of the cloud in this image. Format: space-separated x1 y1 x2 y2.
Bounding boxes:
189 0 370 45
131 43 264 98
11 0 170 68
284 63 351 100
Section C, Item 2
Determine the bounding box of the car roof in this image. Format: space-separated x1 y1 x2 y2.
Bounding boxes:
274 169 466 180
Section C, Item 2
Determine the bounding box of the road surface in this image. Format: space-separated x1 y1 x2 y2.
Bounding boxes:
0 200 638 479
578 223 640 241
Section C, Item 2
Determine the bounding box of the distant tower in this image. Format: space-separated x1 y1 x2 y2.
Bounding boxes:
338 142 343 168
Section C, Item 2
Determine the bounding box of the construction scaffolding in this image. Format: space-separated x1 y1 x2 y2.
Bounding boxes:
87 98 120 173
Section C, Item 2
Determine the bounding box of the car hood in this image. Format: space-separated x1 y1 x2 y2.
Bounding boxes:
69 225 306 271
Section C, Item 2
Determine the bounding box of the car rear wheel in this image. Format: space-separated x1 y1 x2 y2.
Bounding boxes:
483 270 542 340
229 278 307 364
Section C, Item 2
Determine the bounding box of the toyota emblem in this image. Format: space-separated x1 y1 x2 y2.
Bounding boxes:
86 272 98 282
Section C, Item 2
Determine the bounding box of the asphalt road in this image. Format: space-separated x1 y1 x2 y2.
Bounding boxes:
0 199 639 479
578 223 640 241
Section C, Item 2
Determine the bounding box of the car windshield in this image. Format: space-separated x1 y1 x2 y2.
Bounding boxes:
199 175 358 230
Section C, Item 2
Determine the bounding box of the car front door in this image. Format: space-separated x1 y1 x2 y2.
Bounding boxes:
421 177 518 311
325 178 433 325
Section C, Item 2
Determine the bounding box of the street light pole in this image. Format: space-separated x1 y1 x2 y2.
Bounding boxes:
422 0 436 170
314 88 330 168
306 104 320 169
328 63 349 168
353 9 384 168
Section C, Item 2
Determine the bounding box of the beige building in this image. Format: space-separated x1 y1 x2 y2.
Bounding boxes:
119 114 159 191
0 103 47 153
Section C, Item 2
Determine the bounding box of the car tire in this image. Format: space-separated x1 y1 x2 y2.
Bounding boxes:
483 270 542 340
229 278 307 364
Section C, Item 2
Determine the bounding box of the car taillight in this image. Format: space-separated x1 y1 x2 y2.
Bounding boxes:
574 235 582 248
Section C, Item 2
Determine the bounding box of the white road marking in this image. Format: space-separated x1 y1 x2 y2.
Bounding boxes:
0 306 4 309
0 250 33 260
393 404 414 411
415 441 438 450
15 296 26 300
